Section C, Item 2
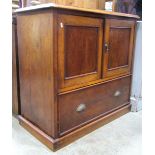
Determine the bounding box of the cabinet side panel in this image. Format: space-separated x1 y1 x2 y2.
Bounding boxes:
17 11 56 137
12 17 19 115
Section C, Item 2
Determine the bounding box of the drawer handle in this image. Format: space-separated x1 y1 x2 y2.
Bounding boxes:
76 104 86 113
114 91 121 97
30 0 41 5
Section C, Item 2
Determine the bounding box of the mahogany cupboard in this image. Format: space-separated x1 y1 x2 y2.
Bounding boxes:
15 4 139 151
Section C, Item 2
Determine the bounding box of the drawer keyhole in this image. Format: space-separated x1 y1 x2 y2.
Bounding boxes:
76 104 86 113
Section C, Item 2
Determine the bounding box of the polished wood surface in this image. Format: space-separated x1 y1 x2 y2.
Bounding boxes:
59 76 131 135
12 16 20 115
15 6 138 151
17 11 57 137
65 26 98 77
108 28 130 68
56 104 131 150
59 74 132 95
103 19 135 78
58 14 103 89
15 3 139 19
19 115 56 150
19 104 131 151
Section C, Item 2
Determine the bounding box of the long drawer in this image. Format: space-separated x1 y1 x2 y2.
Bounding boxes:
58 76 131 135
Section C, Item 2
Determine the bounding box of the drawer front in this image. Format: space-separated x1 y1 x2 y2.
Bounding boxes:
58 76 131 135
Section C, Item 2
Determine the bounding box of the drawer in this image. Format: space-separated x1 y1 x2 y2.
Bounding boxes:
58 76 131 135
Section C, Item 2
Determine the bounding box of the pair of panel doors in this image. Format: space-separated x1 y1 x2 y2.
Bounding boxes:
58 14 135 91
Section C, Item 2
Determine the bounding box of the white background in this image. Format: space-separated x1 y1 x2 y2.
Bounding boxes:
0 0 12 154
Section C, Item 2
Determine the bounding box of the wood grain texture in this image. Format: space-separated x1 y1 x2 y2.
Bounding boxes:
108 27 130 69
65 26 98 78
18 115 56 150
15 3 140 19
12 16 20 115
58 76 131 135
56 104 131 149
59 74 132 95
18 104 131 151
103 19 135 78
15 7 137 151
98 0 105 10
58 14 103 90
17 10 57 137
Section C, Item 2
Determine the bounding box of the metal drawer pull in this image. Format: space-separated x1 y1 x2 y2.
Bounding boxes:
30 0 41 5
76 104 86 113
114 91 121 97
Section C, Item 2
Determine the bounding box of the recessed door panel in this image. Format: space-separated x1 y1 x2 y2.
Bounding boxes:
108 28 130 69
65 26 98 78
103 19 135 78
58 14 103 91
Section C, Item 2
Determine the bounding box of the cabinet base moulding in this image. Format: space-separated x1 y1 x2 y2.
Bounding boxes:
18 104 131 151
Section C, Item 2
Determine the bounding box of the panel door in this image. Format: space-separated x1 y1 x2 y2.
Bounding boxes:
103 19 135 78
58 14 103 90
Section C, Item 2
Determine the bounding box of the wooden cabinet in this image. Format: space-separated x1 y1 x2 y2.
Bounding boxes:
15 4 139 151
103 19 135 78
58 14 103 90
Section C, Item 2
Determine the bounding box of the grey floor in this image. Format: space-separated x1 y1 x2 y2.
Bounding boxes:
12 111 142 155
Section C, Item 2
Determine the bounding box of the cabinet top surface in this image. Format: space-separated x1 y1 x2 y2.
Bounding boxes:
15 3 139 19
